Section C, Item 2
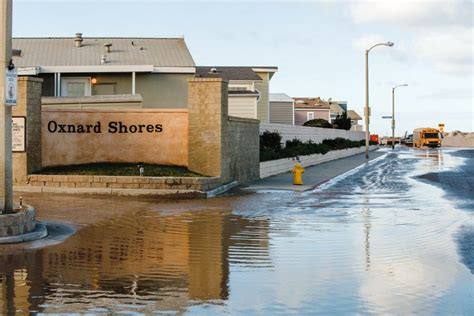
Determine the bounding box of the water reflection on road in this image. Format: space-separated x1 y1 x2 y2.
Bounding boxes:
1 148 473 314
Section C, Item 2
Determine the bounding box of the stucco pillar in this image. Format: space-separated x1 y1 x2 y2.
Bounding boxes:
187 78 229 180
12 77 43 185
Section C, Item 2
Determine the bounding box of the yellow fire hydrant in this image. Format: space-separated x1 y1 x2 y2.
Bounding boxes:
291 163 305 185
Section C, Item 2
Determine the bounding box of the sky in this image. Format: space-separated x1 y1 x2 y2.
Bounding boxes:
12 0 473 135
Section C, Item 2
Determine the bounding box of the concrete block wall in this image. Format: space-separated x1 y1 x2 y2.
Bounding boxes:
13 77 43 185
223 116 260 183
260 123 365 145
260 146 378 178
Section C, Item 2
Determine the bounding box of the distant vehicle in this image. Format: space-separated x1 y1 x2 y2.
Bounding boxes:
370 134 379 144
413 128 441 148
404 134 414 147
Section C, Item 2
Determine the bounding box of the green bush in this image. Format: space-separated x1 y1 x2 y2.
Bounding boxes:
322 137 363 150
260 130 282 151
260 137 365 162
332 112 352 130
303 119 333 128
285 138 303 148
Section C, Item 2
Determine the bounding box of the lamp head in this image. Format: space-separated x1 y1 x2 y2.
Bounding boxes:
386 41 394 47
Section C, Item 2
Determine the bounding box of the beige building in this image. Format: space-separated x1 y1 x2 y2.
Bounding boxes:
293 97 331 126
195 66 277 123
12 34 196 109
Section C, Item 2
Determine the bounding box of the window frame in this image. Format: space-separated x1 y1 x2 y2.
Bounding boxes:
60 77 92 97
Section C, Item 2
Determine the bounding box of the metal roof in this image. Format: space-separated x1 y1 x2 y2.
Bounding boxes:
12 37 195 68
269 93 293 103
196 66 262 81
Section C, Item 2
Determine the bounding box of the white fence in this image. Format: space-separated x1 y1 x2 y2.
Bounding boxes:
260 123 365 145
260 146 378 178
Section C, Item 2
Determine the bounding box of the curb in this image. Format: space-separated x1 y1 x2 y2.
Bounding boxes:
13 186 207 199
206 181 239 198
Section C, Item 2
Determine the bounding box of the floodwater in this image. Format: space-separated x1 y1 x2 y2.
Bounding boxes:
1 148 473 314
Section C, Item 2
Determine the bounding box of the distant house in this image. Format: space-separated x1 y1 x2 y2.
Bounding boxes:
269 93 294 125
347 110 363 131
293 97 331 126
329 101 345 123
13 34 196 109
195 66 277 122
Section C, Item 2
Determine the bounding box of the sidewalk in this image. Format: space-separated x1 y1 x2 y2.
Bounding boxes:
244 150 385 192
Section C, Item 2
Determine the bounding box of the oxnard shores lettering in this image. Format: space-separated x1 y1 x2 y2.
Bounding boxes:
47 121 164 134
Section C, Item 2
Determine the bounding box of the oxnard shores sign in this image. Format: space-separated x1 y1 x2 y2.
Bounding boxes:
41 109 188 167
47 121 164 134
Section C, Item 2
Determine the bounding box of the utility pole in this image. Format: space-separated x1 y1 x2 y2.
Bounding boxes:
364 41 394 159
391 87 395 150
364 50 370 159
391 84 408 150
0 0 13 214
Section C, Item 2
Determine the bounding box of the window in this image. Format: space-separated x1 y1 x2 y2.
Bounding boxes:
61 77 91 97
229 87 248 91
307 112 315 121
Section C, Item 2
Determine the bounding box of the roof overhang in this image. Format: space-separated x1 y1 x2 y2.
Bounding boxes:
32 65 154 74
17 66 40 75
152 66 196 74
295 108 330 111
251 67 278 79
18 65 196 74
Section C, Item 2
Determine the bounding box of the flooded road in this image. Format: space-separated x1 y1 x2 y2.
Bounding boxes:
1 148 473 314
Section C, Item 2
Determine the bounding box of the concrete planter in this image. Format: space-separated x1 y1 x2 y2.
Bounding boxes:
0 206 36 237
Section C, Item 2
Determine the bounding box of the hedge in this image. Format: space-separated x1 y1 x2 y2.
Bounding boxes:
260 133 370 162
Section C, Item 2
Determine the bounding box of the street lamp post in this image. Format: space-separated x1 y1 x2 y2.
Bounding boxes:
0 0 13 214
364 41 394 159
391 84 408 150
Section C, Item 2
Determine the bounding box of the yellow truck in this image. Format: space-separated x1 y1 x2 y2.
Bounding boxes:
413 128 441 148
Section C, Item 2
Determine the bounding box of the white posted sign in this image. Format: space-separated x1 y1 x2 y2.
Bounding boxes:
5 68 17 106
12 117 25 152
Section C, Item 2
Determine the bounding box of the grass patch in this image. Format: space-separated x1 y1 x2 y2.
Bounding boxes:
36 163 203 177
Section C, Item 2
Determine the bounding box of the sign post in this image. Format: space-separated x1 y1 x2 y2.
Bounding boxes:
0 0 13 214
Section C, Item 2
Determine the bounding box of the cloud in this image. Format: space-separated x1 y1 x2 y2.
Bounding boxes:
350 0 473 75
414 26 473 74
351 0 472 27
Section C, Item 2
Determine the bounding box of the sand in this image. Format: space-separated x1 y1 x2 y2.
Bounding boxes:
442 131 474 148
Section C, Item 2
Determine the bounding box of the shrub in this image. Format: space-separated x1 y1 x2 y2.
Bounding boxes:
260 138 336 162
332 112 352 130
322 137 362 150
285 138 303 148
260 130 282 151
303 119 333 128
